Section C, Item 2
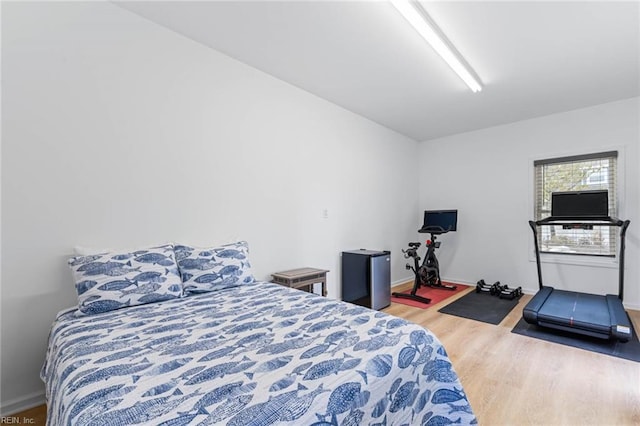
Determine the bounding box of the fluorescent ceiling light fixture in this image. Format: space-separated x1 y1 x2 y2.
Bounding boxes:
391 0 482 93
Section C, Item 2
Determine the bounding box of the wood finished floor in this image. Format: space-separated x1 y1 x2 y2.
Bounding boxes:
4 404 46 425
11 283 640 426
384 282 640 426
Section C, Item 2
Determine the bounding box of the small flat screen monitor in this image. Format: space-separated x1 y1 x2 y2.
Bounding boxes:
551 190 609 219
421 210 458 233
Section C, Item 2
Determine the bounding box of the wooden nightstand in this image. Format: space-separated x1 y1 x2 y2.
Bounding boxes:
271 267 329 297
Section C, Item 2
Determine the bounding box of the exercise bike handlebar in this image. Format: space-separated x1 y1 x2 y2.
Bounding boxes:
418 225 452 234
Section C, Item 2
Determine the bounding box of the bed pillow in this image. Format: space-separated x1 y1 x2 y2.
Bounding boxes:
68 244 183 316
176 240 255 294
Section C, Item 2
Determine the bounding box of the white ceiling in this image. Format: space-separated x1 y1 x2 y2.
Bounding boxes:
116 1 640 141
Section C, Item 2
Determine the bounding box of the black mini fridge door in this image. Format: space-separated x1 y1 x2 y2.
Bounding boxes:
342 249 391 310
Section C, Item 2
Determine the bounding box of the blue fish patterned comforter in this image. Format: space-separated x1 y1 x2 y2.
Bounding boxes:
41 281 476 425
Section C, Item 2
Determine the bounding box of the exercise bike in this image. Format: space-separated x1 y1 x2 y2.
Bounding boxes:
419 229 457 291
392 241 433 304
392 225 457 305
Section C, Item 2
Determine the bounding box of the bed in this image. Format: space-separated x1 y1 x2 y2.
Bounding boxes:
41 243 476 426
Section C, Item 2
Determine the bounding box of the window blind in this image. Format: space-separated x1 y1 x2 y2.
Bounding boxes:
534 151 617 256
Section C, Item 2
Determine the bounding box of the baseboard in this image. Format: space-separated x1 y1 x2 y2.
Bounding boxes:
391 276 414 287
0 391 45 416
440 277 476 287
623 302 640 311
393 277 475 289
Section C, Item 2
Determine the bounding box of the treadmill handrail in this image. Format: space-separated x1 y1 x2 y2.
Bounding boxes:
536 216 624 226
618 220 630 301
529 221 544 291
529 218 630 300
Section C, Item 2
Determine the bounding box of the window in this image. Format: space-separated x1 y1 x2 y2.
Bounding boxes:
534 151 617 257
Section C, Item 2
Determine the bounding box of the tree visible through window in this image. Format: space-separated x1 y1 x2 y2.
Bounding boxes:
534 151 617 256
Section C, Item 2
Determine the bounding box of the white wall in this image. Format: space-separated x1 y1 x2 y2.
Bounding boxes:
0 2 418 411
417 98 640 309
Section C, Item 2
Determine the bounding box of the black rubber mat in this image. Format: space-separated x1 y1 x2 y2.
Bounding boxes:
511 316 640 362
438 291 521 325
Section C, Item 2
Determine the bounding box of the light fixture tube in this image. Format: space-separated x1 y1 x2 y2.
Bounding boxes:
391 0 482 93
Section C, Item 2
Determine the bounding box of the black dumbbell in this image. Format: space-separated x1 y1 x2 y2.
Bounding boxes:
499 286 523 300
476 279 499 294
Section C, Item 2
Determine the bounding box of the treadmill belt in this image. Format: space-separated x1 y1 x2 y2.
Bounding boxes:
537 290 610 333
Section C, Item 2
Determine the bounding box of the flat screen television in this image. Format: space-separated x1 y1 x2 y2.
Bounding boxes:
420 210 458 233
551 190 609 219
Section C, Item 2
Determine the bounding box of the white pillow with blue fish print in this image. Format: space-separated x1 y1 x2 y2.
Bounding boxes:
68 243 183 316
176 240 255 294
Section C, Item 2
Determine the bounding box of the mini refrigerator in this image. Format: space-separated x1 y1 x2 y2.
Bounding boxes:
341 249 391 310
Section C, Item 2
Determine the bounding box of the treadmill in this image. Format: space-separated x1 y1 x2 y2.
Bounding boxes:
523 190 632 342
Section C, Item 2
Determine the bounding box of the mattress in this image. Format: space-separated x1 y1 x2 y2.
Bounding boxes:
41 281 476 425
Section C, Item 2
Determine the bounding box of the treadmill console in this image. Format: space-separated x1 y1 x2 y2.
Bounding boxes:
551 190 609 220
